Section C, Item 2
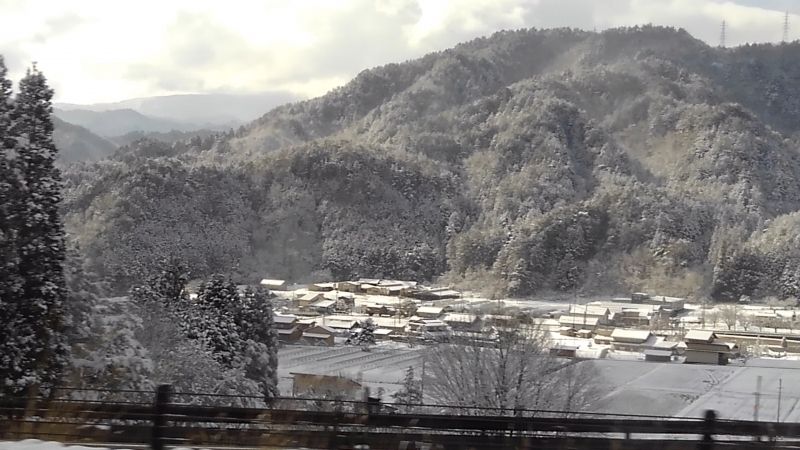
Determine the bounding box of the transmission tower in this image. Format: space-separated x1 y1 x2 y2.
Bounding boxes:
720 20 727 48
783 11 789 43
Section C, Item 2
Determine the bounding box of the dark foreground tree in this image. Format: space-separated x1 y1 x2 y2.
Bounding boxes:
0 63 67 395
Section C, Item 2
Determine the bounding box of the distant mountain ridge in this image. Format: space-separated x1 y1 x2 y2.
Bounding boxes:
56 92 301 128
61 26 800 302
54 108 200 138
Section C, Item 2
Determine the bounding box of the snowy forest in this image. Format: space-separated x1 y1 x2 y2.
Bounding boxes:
60 26 800 302
0 58 279 400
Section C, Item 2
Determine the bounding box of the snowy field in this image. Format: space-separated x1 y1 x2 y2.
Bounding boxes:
279 345 800 419
561 359 800 420
277 344 424 396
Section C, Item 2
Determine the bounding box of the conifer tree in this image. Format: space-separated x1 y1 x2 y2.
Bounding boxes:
0 55 25 394
3 64 67 394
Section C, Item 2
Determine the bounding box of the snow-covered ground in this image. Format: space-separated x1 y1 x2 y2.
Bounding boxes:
279 344 800 419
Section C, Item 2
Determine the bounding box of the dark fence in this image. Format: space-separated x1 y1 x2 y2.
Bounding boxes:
1 387 799 450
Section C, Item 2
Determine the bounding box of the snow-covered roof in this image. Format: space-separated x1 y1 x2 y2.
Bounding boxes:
374 328 396 335
684 329 716 343
274 314 298 324
416 306 444 315
442 313 479 323
260 279 286 286
568 305 610 316
312 299 336 308
611 328 653 343
300 292 323 301
558 315 599 327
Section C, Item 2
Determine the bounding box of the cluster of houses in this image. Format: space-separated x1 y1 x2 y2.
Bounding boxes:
265 278 798 366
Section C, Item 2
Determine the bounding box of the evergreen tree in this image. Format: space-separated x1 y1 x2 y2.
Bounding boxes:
1 64 67 394
235 287 279 401
347 318 376 351
192 275 241 365
0 55 25 394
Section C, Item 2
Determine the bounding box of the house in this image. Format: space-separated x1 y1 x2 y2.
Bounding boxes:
308 282 335 292
311 299 336 314
301 325 336 346
365 316 402 331
405 287 461 301
549 344 579 358
366 304 397 317
442 313 483 332
274 314 302 343
415 306 445 319
260 279 287 290
407 318 451 341
644 349 673 362
484 315 516 328
568 305 611 325
297 292 326 308
336 281 361 293
291 373 362 399
558 315 600 330
683 330 737 365
320 317 360 334
610 328 655 351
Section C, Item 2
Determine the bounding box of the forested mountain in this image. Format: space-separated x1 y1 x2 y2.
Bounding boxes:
53 117 117 163
62 26 800 301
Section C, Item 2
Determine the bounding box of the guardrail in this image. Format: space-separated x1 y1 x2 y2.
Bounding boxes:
2 386 798 450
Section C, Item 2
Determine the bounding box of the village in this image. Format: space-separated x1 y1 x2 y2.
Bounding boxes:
249 277 800 409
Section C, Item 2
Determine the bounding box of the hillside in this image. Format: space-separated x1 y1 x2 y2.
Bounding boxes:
53 117 117 163
62 26 800 301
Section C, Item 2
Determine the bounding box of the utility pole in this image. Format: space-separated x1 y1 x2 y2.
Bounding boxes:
778 378 783 422
720 20 727 48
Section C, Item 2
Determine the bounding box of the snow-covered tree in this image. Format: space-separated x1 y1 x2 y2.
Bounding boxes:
0 56 25 395
0 64 67 395
347 318 376 351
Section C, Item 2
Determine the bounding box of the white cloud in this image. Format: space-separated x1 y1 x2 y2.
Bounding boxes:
0 0 796 104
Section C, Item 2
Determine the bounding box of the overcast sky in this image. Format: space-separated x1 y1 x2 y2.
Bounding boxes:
1 0 798 104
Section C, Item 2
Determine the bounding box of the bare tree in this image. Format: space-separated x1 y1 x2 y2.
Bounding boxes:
424 324 597 416
719 305 738 330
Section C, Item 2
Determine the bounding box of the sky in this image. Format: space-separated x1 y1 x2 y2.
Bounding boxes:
1 0 799 104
